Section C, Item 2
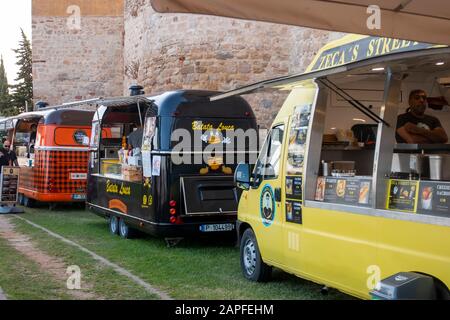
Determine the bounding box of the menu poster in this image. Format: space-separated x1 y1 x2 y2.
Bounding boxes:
1 167 20 204
286 176 302 200
320 177 372 206
286 200 302 224
387 180 419 212
418 182 450 216
286 104 311 175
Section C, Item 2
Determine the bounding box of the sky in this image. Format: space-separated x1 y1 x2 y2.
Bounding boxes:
0 0 32 85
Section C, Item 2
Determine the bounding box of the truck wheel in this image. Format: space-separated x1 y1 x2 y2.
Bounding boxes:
118 218 134 239
109 216 119 235
18 193 24 206
240 228 272 282
23 196 35 208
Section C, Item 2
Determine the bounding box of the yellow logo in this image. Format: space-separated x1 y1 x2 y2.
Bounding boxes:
106 180 131 196
192 121 235 131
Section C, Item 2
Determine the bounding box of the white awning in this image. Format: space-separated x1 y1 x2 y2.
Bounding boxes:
150 0 450 45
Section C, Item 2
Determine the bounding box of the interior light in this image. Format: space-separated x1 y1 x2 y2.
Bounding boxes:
435 62 445 66
371 67 385 72
353 118 367 123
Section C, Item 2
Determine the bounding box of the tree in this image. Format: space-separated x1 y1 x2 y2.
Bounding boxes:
0 55 12 116
10 29 32 115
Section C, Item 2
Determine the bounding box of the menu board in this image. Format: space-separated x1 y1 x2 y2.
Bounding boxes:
286 176 302 201
315 176 372 207
286 104 311 175
417 181 450 216
386 180 419 212
285 175 303 224
0 167 20 204
286 201 302 224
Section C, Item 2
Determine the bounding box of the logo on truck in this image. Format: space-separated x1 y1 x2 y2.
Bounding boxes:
260 185 276 227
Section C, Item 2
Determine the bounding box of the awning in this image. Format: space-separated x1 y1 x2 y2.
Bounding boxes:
150 0 450 45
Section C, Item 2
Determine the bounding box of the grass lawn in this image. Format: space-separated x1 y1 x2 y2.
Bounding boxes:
8 205 352 300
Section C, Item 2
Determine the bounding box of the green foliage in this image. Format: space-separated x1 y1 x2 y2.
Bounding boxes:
0 56 12 116
9 29 33 116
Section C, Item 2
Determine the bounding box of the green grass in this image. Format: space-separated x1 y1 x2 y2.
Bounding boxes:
10 206 352 300
0 237 72 300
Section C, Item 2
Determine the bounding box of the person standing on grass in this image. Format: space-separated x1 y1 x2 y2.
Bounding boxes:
0 140 19 169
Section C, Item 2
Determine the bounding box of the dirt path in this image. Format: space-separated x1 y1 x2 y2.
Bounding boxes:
0 215 98 300
14 215 172 300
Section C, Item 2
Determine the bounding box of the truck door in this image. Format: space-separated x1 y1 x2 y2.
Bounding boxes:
247 124 286 265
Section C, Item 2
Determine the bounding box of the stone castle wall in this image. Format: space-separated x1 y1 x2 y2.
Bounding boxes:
32 0 343 127
123 0 342 128
32 0 124 105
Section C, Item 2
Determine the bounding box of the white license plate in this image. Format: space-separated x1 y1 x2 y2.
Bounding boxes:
72 194 86 200
199 223 235 232
70 173 87 180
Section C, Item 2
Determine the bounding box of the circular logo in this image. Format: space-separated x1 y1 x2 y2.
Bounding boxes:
73 130 88 145
260 185 276 227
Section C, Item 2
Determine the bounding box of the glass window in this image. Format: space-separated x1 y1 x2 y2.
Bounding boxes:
253 124 285 185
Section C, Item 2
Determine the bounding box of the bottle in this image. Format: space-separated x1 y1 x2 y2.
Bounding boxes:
122 136 127 149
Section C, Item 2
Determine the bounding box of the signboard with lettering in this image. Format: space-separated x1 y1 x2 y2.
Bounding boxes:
0 167 20 204
310 37 436 72
286 201 302 224
315 176 372 207
418 181 450 217
386 180 419 212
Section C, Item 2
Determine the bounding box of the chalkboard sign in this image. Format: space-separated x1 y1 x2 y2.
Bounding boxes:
315 176 372 207
417 181 450 216
386 179 419 212
0 167 20 204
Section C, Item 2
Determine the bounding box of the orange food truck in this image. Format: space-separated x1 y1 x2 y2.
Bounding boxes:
0 105 95 209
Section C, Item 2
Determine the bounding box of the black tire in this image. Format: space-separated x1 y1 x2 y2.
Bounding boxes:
118 218 134 239
18 193 24 206
435 280 450 300
109 216 119 235
240 228 272 282
23 196 35 208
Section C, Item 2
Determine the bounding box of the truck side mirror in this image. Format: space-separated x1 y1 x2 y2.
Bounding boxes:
234 163 250 191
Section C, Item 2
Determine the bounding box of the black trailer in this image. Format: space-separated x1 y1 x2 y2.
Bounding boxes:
86 90 258 244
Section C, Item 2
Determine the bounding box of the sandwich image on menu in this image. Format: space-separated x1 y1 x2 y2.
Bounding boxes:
336 180 346 198
358 181 370 204
315 177 325 201
421 186 433 210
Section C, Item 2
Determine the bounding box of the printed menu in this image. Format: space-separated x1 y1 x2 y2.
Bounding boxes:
1 167 20 203
417 181 450 216
386 180 419 212
315 176 372 207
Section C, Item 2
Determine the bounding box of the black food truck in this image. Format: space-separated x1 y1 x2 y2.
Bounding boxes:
87 89 258 244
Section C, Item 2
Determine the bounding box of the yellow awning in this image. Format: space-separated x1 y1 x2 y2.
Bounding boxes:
150 0 450 45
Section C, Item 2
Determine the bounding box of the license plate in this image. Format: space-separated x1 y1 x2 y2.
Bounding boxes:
72 194 86 200
70 173 87 180
199 223 235 232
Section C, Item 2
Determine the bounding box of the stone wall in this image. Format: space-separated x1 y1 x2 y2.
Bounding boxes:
124 0 343 128
32 0 124 106
32 0 344 127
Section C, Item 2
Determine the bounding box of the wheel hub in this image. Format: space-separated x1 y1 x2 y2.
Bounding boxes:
243 239 256 275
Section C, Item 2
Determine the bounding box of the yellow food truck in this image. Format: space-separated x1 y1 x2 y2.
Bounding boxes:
229 35 450 299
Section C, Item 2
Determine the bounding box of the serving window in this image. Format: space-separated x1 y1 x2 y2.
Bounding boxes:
96 103 151 183
303 73 388 208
